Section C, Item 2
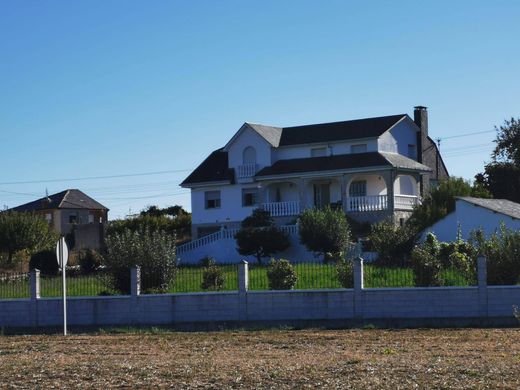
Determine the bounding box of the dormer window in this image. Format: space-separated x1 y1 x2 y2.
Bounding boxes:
351 144 367 154
243 146 256 164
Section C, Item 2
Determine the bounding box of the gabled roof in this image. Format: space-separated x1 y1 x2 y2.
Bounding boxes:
181 148 235 186
246 123 283 147
457 197 520 219
278 114 408 146
11 189 108 212
255 152 431 178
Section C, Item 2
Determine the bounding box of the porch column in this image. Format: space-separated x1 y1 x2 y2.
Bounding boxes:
257 182 266 206
381 170 396 219
341 174 356 213
298 178 308 210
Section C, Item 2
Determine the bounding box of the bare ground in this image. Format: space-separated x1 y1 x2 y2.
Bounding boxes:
0 328 519 389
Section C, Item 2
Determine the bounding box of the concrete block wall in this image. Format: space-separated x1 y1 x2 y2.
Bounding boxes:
1 258 519 329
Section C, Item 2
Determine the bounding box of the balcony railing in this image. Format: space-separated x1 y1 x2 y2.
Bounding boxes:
237 163 258 179
262 201 300 217
347 195 388 212
394 195 421 210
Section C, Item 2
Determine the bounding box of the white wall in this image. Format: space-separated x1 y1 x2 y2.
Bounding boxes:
274 140 379 161
191 184 261 225
385 119 418 158
347 174 387 196
227 126 272 169
425 199 520 242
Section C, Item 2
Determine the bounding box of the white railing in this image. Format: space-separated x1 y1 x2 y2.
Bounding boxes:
347 195 388 212
237 163 257 179
176 224 299 255
394 195 421 210
261 201 300 217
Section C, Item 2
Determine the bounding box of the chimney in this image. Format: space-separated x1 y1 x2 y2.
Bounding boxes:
414 106 428 164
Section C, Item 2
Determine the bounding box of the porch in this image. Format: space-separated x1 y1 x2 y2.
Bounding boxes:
258 171 421 217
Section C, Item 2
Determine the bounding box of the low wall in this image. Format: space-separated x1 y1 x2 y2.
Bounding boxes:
1 258 519 329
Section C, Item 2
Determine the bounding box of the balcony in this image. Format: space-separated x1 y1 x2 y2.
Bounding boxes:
347 195 420 212
237 163 258 181
394 194 421 210
261 201 300 217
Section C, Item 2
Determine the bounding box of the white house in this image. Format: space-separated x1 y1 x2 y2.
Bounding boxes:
424 197 520 242
178 106 448 263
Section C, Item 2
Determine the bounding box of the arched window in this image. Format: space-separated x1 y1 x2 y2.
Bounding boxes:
243 146 256 164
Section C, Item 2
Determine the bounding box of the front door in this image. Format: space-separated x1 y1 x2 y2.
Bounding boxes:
313 184 330 209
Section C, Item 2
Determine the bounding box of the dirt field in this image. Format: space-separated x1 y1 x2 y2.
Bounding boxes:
0 328 519 389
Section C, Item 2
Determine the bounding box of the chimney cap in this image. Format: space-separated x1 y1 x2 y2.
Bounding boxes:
414 105 428 110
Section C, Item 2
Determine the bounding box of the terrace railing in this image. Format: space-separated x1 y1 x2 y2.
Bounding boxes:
347 195 388 212
237 163 258 179
261 201 300 217
394 194 421 210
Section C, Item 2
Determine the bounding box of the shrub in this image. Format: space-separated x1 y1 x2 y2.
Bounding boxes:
78 249 103 274
336 259 354 288
29 250 59 275
201 263 225 291
470 225 520 285
410 233 444 287
104 228 177 293
235 209 290 264
298 207 351 262
369 221 418 266
266 259 297 290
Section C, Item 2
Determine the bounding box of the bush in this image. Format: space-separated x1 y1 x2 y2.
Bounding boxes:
470 225 520 285
410 233 444 287
29 250 59 275
369 221 418 266
78 249 103 274
266 259 297 290
336 259 354 288
201 263 225 291
298 207 351 262
104 228 177 293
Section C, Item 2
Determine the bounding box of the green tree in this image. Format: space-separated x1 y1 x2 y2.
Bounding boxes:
298 207 351 262
475 118 520 202
0 211 58 264
104 228 177 293
369 221 418 265
407 177 491 232
106 205 191 242
234 209 290 264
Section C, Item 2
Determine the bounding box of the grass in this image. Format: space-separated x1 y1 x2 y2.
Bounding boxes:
0 329 519 388
0 263 473 299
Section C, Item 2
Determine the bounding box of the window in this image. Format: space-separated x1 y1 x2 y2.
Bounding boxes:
311 147 327 157
349 181 367 197
69 214 78 224
205 191 221 209
88 214 94 224
45 213 52 223
351 144 367 154
243 146 256 164
408 144 416 159
242 188 259 207
429 179 439 189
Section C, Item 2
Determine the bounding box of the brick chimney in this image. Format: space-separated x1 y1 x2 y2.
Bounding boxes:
414 106 428 164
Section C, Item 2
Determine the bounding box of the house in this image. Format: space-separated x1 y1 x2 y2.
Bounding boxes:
11 189 109 250
424 197 520 242
181 106 448 240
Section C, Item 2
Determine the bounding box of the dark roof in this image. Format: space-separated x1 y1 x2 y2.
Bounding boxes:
277 114 407 146
11 189 108 212
457 197 520 219
181 149 235 186
255 152 431 178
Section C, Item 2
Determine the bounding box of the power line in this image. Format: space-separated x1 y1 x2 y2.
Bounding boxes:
438 129 495 141
0 168 192 186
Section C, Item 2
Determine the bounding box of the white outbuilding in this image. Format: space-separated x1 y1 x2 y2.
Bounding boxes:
424 196 520 242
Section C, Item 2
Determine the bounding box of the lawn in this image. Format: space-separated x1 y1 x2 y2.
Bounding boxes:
0 263 473 299
0 328 519 388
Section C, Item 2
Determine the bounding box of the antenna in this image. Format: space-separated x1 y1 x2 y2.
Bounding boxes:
436 138 441 150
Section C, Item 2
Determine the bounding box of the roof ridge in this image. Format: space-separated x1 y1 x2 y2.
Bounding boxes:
57 189 71 208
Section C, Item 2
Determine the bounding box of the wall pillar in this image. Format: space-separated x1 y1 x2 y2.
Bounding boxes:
381 170 396 221
238 260 249 321
30 269 40 327
353 257 364 320
477 256 488 321
130 267 141 325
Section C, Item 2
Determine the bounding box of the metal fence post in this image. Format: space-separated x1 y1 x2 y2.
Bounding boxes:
353 257 364 320
238 260 248 322
477 255 488 321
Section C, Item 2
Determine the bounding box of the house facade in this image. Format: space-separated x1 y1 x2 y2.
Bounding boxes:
182 106 448 240
11 189 109 250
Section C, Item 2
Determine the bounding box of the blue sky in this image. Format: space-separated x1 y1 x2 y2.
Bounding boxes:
1 1 519 218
